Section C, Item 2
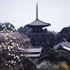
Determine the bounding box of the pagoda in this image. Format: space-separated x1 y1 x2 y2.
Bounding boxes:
27 3 52 46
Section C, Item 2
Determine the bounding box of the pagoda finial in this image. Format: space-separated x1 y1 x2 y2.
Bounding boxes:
36 3 38 20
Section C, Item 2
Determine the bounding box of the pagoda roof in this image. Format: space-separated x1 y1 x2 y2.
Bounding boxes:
27 3 51 27
28 19 51 27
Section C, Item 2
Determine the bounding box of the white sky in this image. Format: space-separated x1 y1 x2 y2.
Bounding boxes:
0 0 70 32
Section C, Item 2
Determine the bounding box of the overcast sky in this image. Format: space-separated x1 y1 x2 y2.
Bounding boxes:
0 0 70 32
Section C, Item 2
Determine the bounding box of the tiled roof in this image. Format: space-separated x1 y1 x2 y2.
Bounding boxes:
28 19 51 27
54 41 70 51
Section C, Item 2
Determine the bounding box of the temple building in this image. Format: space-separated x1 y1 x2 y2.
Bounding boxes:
53 41 70 58
27 3 53 47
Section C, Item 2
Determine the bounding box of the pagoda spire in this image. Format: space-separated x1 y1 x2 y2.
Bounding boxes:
36 3 38 20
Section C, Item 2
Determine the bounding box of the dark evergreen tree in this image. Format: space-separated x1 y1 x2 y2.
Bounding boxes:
18 25 32 34
60 26 70 42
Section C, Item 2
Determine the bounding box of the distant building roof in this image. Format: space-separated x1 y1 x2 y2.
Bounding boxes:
54 41 70 51
28 19 51 27
24 47 42 58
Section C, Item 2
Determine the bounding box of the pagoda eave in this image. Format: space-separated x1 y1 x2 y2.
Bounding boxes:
27 24 51 28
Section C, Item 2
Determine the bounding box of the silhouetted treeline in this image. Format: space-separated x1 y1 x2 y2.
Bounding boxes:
60 26 70 42
18 25 32 34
